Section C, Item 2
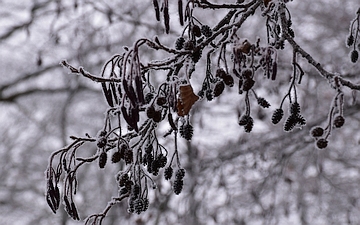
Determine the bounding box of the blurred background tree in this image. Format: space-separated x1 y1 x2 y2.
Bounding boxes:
0 0 360 225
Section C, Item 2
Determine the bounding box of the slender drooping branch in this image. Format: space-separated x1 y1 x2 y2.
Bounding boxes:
278 3 360 90
46 1 360 224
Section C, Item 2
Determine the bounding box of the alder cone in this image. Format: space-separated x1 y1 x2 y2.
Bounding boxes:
242 78 255 91
180 123 193 141
146 105 156 119
290 102 300 115
272 108 284 124
223 75 234 87
201 25 212 37
216 68 226 79
192 25 201 37
164 167 173 180
213 81 225 97
99 152 107 169
156 97 167 106
111 151 122 163
175 37 185 50
310 126 324 137
351 50 359 63
177 85 199 116
347 34 354 46
333 115 345 128
173 178 183 195
257 97 270 108
316 138 328 149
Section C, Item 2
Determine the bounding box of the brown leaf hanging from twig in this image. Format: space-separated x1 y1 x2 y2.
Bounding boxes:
177 84 199 116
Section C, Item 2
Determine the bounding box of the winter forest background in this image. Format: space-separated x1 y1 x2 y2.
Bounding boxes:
1 0 360 225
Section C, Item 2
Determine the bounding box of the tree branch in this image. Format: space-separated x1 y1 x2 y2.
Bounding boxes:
278 4 360 91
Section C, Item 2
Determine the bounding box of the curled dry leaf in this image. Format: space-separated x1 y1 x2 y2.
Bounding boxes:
177 84 199 116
